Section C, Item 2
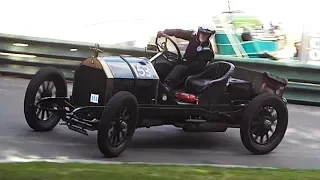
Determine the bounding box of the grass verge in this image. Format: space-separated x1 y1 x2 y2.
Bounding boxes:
0 162 320 180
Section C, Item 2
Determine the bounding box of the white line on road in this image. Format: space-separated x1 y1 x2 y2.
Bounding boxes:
0 158 279 170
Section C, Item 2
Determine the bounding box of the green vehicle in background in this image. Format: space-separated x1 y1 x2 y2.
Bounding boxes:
215 10 263 29
212 10 287 59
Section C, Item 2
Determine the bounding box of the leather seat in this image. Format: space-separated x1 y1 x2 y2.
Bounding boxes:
184 61 235 94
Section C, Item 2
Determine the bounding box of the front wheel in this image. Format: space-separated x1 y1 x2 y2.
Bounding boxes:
240 93 288 155
97 91 139 158
24 67 67 131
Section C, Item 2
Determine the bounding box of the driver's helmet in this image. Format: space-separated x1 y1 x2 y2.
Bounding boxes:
197 25 216 35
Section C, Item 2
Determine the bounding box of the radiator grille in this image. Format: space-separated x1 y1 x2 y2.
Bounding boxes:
71 65 107 106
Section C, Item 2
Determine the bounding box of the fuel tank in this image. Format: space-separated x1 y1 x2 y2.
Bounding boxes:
71 56 159 107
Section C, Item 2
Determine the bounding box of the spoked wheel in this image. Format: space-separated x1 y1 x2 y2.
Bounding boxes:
240 93 288 155
250 106 278 145
108 106 130 148
24 67 67 131
97 91 138 158
35 81 57 121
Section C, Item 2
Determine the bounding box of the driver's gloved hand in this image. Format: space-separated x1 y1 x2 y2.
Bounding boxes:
157 31 165 37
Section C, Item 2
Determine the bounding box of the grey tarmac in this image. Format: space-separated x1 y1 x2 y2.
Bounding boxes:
0 76 320 169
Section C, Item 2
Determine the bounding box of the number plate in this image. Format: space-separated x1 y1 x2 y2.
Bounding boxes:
90 93 99 103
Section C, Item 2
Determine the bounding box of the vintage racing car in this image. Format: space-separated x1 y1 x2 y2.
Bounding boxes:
23 34 289 158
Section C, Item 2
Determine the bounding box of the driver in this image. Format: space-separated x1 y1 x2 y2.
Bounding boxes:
157 25 216 94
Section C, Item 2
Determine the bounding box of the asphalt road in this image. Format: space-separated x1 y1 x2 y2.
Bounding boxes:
1 76 320 169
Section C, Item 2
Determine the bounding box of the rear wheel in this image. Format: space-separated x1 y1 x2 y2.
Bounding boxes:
240 93 288 154
24 67 67 131
97 91 138 158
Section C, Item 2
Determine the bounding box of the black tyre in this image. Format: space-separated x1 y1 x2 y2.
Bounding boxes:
24 67 67 131
97 91 138 158
240 93 288 154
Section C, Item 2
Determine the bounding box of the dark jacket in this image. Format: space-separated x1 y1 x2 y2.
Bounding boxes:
163 29 215 68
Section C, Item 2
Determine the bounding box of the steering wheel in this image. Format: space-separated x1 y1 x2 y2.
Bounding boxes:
155 34 183 64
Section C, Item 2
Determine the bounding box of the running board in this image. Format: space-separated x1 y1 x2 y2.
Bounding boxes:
183 122 228 132
185 119 207 123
